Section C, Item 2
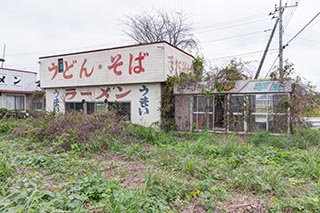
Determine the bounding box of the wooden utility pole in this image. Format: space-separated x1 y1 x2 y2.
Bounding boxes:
277 0 298 78
254 19 279 79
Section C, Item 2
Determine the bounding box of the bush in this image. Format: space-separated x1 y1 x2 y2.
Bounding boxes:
0 122 17 134
10 111 128 152
126 124 176 145
0 108 9 120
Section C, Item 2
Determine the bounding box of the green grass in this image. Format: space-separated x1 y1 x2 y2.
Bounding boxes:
0 117 319 212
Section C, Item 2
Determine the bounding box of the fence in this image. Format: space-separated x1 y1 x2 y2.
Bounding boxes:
302 117 320 129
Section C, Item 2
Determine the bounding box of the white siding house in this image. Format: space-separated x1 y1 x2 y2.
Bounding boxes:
0 68 37 112
39 42 194 127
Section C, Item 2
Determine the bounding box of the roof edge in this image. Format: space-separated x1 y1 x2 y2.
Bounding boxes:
39 41 194 59
0 67 37 75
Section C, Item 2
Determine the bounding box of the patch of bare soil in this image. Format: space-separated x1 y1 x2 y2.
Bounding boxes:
179 198 206 213
222 195 266 213
101 152 151 189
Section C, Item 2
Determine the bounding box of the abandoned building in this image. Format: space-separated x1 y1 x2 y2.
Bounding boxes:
0 67 38 114
39 42 194 127
174 80 292 134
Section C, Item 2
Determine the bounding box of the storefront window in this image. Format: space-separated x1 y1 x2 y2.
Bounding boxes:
6 95 25 111
192 95 214 130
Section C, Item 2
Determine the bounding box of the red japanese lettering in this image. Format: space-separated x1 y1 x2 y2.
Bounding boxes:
167 56 174 74
96 87 111 100
107 54 123 76
48 63 58 80
80 91 92 96
128 52 149 75
65 88 77 100
80 58 94 78
63 61 75 79
115 86 132 99
175 59 181 74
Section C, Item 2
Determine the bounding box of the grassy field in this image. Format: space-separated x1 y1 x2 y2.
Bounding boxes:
0 113 319 212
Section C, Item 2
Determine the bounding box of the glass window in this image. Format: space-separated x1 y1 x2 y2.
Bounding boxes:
192 95 214 130
32 102 42 111
108 102 131 121
230 95 244 113
6 95 25 111
86 103 95 114
66 102 83 112
96 102 107 113
58 58 64 73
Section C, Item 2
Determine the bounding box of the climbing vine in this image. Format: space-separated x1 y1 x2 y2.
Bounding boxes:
160 56 203 131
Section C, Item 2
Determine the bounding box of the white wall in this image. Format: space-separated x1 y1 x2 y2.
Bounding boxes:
164 43 194 78
0 68 37 92
0 93 4 108
45 83 162 126
40 43 165 88
40 42 194 89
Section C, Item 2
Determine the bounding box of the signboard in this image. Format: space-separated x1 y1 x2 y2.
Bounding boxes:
240 81 292 93
40 42 194 88
0 68 37 92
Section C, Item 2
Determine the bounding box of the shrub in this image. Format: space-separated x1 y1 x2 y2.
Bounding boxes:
10 111 128 152
0 121 17 134
0 108 9 119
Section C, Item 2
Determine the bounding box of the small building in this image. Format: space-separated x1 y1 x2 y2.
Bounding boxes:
174 80 292 134
39 42 194 126
0 67 37 113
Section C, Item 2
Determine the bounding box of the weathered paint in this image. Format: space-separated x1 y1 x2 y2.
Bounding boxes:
0 68 37 92
0 68 37 111
40 42 194 127
45 83 162 126
40 42 194 88
175 95 192 131
240 80 291 93
174 80 292 95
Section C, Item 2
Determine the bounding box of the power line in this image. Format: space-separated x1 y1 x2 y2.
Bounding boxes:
195 13 267 31
284 11 320 48
201 30 268 44
283 0 302 31
195 17 269 34
265 55 279 78
207 48 278 61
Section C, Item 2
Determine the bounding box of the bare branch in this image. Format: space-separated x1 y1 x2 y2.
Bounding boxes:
123 10 198 51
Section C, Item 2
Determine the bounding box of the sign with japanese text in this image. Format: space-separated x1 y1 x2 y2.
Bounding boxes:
0 68 37 92
46 83 162 127
40 42 194 88
240 81 292 93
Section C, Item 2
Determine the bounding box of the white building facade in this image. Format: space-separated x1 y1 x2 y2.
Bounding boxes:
39 42 194 126
0 68 37 112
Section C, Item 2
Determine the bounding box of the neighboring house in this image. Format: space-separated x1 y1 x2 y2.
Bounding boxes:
174 80 292 134
39 42 194 127
0 67 37 113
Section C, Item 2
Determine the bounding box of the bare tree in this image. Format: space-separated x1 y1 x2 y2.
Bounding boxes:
123 10 198 51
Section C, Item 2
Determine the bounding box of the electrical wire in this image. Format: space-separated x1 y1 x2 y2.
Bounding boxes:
195 17 269 34
207 48 278 61
201 30 268 44
265 55 279 78
284 11 320 48
283 0 302 32
195 13 267 31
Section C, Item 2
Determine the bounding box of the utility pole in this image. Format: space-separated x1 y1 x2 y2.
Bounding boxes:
275 0 298 78
254 19 279 79
0 44 5 68
278 0 284 78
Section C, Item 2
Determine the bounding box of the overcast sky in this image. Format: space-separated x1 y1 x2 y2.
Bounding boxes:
1 0 319 89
